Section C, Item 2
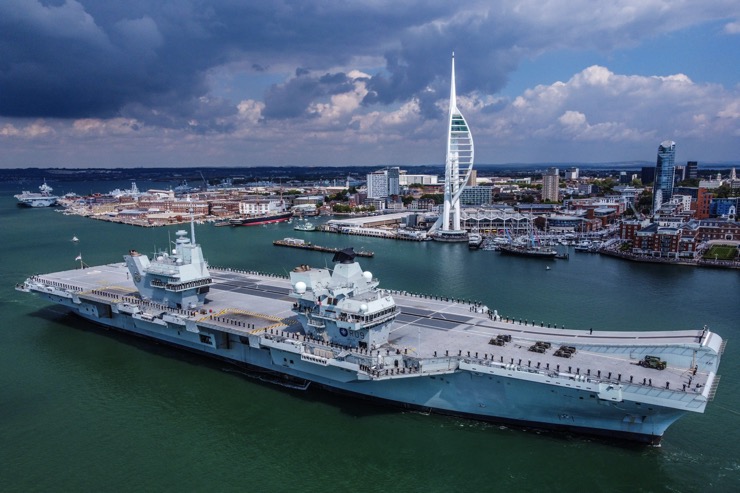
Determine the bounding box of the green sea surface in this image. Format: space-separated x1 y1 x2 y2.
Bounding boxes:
1 181 738 493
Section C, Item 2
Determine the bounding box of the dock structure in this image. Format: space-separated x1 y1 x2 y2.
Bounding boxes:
273 238 373 257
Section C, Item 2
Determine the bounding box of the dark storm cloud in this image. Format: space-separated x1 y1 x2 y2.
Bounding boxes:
0 0 215 122
363 12 524 112
262 71 357 120
0 0 565 128
0 0 465 127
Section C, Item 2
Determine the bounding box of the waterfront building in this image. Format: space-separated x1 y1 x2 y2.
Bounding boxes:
238 199 285 216
207 200 240 216
366 169 389 199
632 224 697 259
292 204 319 216
689 218 740 241
653 140 677 211
541 167 560 203
460 186 493 206
430 53 474 239
620 219 650 241
460 208 529 235
623 218 740 253
589 207 620 228
137 197 210 215
399 174 439 186
536 214 590 234
294 195 324 205
367 167 401 198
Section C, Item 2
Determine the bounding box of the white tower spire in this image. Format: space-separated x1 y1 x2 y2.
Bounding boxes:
430 53 475 241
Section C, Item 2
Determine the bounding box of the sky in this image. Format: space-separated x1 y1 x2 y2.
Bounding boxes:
1 0 739 169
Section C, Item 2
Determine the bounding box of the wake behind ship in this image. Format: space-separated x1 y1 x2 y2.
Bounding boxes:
17 225 724 444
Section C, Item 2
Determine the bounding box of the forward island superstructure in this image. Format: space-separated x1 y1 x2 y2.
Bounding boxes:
17 226 724 444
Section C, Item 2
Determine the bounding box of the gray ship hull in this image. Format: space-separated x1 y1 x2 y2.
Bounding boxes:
25 291 697 443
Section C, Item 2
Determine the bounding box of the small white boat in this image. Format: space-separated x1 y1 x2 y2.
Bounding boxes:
72 236 79 242
294 222 316 232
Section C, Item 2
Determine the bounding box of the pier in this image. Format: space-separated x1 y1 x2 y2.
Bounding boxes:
273 238 374 257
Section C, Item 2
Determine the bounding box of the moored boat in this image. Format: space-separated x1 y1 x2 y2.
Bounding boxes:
294 221 316 231
229 211 293 226
468 232 484 249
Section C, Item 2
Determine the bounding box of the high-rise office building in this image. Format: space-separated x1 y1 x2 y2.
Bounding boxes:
674 165 686 184
367 167 401 198
652 140 676 211
641 166 655 185
542 167 560 203
387 167 400 196
565 167 579 180
687 161 698 180
366 169 389 199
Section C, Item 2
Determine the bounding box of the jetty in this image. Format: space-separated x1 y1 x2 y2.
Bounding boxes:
273 238 374 257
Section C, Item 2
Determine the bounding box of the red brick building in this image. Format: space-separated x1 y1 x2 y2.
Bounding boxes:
696 188 714 219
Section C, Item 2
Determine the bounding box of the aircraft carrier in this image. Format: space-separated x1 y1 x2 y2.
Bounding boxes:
16 224 724 444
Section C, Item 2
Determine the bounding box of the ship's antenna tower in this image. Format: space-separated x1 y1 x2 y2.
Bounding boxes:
188 194 196 245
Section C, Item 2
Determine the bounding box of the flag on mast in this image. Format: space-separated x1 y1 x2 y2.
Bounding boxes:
75 254 82 261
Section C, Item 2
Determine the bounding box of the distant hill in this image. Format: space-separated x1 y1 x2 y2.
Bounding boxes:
0 161 736 183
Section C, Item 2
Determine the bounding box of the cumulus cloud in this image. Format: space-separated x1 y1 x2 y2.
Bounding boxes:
725 21 740 34
72 118 140 135
0 121 55 139
469 65 740 161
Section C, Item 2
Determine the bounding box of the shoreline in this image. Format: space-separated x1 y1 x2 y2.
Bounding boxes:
599 248 740 270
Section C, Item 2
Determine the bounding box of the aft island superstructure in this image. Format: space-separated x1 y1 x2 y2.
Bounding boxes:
17 228 724 444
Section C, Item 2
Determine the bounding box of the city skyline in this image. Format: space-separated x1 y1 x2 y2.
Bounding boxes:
1 1 739 169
